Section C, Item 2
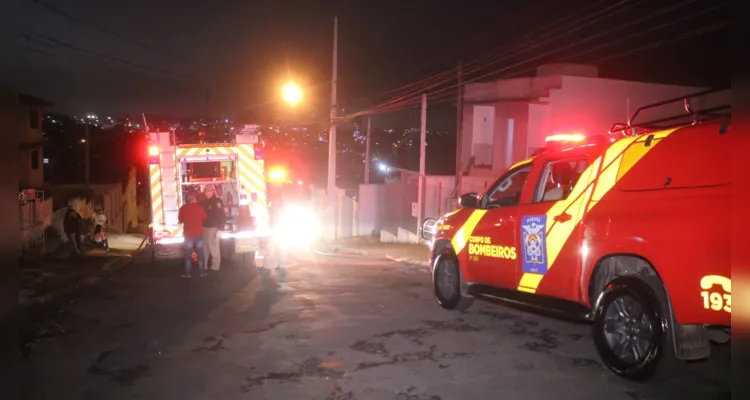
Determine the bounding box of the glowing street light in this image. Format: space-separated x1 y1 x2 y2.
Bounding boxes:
282 82 303 106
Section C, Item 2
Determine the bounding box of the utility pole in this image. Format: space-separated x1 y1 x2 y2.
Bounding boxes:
364 115 371 184
84 121 90 191
417 93 427 238
328 16 338 196
328 16 339 238
454 60 463 198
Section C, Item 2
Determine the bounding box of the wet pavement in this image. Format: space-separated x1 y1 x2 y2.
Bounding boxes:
20 250 730 399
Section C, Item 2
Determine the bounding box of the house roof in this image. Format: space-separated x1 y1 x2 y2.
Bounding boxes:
19 94 54 107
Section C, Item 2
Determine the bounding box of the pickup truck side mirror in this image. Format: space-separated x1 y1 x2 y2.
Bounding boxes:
458 193 479 209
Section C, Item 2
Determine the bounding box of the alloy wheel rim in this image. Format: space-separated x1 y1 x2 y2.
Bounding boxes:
603 294 655 364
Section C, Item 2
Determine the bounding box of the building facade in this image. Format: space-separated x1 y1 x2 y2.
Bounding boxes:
457 63 712 195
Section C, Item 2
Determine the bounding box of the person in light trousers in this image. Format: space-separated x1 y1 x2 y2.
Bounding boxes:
202 185 226 271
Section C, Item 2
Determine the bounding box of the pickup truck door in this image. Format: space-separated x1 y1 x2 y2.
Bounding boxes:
467 163 533 289
514 157 591 299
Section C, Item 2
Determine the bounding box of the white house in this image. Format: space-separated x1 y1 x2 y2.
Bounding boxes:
456 63 722 195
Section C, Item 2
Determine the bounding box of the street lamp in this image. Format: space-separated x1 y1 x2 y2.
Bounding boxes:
282 82 303 106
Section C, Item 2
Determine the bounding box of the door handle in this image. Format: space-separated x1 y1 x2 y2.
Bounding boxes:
553 212 572 223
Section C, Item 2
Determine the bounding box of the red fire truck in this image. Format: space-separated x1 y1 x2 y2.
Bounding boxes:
147 126 270 264
422 89 730 380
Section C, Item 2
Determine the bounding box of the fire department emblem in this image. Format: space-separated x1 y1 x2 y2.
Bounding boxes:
521 215 548 274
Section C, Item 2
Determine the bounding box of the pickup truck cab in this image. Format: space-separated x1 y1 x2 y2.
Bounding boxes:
423 91 731 380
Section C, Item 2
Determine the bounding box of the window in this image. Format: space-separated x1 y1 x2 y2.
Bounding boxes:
29 109 39 129
533 159 589 203
482 164 533 209
30 150 39 170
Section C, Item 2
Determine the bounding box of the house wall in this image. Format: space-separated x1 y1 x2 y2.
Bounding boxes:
458 66 711 196
17 105 44 188
50 167 139 233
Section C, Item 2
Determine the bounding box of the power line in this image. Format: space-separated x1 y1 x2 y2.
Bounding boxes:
367 21 729 117
350 0 724 118
352 0 646 117
28 33 198 81
351 0 625 105
30 0 190 62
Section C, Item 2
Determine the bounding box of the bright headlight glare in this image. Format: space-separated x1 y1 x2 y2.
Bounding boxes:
276 205 321 245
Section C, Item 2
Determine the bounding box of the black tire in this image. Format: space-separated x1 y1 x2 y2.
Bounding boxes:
592 278 674 381
433 255 474 311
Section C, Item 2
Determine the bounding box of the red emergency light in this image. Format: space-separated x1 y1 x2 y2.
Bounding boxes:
148 145 160 164
545 133 586 143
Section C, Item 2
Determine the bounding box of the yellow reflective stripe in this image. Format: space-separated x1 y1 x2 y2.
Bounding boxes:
175 146 235 156
509 158 533 171
451 209 487 254
518 273 543 292
149 164 164 225
237 145 267 206
617 127 679 180
515 130 678 294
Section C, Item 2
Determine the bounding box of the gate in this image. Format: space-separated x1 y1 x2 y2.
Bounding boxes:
19 189 47 260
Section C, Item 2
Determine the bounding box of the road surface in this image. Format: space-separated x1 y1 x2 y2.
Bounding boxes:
21 251 730 399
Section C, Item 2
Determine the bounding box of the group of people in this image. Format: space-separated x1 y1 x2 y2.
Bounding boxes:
178 184 288 278
177 184 227 278
62 202 109 255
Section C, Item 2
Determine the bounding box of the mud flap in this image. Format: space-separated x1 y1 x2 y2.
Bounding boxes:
675 325 711 360
639 275 710 361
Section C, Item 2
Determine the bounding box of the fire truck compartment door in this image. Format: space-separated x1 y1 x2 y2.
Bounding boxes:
616 128 729 191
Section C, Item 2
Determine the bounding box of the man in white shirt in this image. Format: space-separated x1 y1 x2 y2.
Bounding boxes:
93 208 109 251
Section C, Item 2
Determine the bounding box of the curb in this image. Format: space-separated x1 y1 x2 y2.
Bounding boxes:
313 246 430 270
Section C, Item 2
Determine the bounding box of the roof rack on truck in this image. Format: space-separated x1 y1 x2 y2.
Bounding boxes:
609 88 730 137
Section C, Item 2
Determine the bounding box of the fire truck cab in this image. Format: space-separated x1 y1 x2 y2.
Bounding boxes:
423 89 731 380
147 126 270 263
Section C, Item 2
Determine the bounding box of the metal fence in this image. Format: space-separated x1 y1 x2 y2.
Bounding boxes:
19 190 52 260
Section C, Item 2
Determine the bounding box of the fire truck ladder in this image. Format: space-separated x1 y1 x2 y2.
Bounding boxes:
160 134 180 227
609 88 731 136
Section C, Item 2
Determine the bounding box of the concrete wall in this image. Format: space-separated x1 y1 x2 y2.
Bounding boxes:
50 167 138 233
423 175 455 219
358 184 385 235
15 104 44 189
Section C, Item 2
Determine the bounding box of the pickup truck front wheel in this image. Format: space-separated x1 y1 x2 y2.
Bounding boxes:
592 277 669 381
433 255 474 311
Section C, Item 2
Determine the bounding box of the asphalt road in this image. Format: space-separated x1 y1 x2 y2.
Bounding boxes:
20 251 730 400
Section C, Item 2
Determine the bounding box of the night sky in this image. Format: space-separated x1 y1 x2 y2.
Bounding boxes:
4 0 730 130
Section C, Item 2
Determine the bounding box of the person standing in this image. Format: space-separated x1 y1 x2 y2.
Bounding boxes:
262 186 287 271
93 208 109 251
178 193 208 278
63 202 82 255
202 184 226 271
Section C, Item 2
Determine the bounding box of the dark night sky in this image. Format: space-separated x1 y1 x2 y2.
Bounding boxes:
2 0 730 130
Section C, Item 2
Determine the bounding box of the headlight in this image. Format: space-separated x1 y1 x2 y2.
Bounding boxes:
276 205 322 246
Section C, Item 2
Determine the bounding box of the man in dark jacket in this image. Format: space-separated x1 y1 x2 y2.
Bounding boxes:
63 204 82 254
202 184 226 271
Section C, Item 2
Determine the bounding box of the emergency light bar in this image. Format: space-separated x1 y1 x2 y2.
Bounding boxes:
545 133 586 143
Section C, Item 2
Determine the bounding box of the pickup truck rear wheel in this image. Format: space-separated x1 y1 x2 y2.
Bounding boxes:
433 256 474 311
592 278 670 381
